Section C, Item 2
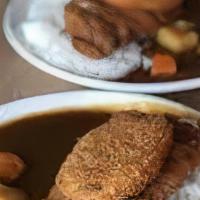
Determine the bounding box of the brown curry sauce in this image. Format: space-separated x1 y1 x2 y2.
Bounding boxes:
0 111 110 200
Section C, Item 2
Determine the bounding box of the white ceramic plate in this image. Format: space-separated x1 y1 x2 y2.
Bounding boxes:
3 0 200 94
0 91 200 199
0 90 200 125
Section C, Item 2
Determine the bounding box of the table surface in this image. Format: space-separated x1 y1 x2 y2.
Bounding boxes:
1 0 200 111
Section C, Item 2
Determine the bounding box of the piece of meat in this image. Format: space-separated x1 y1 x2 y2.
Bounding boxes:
73 0 134 45
64 0 155 59
56 111 173 200
65 0 183 59
136 119 200 200
46 185 69 200
65 1 119 59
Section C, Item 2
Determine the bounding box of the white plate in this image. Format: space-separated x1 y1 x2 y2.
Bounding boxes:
3 0 200 94
0 90 200 199
0 90 199 126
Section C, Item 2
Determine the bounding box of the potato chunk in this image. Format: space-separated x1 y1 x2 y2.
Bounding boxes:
157 26 199 53
0 152 26 183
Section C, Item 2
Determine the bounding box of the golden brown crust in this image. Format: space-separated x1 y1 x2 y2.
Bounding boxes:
136 120 200 200
56 111 173 200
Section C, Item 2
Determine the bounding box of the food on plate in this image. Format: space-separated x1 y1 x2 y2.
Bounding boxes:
151 53 177 77
64 0 200 82
64 0 180 59
0 184 29 200
157 24 199 53
104 0 183 12
55 111 173 200
0 106 200 200
136 118 200 199
0 153 28 200
45 114 200 200
0 152 26 183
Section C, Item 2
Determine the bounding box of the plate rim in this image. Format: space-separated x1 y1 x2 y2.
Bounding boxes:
3 0 200 94
0 90 200 125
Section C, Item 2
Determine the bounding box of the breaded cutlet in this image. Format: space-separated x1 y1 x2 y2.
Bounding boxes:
55 111 173 200
47 143 200 200
46 117 200 200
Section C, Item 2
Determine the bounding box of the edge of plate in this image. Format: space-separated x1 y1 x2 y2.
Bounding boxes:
0 91 199 126
2 1 200 94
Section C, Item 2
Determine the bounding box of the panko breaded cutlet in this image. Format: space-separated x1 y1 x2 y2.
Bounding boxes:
55 111 173 200
46 116 200 200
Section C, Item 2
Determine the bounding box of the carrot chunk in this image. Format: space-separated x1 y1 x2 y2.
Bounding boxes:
151 53 177 77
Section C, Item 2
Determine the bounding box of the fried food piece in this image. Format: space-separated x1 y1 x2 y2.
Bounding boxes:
0 152 26 183
46 116 200 200
56 111 173 200
136 119 200 200
46 131 200 200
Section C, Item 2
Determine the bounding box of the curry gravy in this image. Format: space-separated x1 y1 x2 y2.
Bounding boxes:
0 111 111 200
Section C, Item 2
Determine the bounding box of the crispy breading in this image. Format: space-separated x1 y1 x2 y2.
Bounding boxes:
136 119 200 200
56 111 173 200
46 116 200 200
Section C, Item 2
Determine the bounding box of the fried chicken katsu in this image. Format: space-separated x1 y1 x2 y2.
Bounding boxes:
54 111 173 200
46 111 200 200
46 112 200 200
